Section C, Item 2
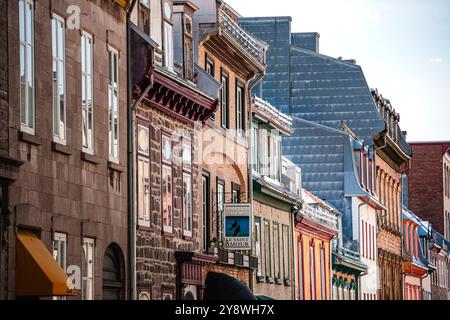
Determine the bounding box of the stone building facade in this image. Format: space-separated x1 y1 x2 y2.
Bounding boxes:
130 0 220 300
1 0 130 299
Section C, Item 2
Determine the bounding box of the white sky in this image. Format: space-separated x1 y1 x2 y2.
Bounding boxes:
226 0 450 142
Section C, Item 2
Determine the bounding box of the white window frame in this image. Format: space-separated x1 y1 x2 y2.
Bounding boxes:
163 21 174 72
81 31 94 154
220 72 229 129
82 237 95 300
183 172 193 237
53 232 67 300
236 85 244 137
108 46 120 163
254 218 262 277
251 123 259 173
19 0 35 134
138 156 151 227
52 14 66 144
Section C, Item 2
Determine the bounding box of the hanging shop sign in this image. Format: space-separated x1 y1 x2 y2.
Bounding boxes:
223 203 252 250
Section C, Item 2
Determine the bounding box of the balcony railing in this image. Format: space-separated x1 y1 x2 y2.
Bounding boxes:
254 96 293 128
301 203 339 230
219 10 265 65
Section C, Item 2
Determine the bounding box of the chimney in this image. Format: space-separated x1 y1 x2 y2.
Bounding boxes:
291 32 320 53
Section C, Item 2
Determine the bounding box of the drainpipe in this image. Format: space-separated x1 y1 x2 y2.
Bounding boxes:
247 72 264 293
126 0 138 301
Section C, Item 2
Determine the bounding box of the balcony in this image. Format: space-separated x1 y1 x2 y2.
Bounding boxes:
300 203 339 231
218 10 266 65
253 96 294 135
199 9 267 79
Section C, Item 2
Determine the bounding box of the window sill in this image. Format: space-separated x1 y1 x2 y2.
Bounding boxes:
137 224 153 232
81 151 100 165
51 141 72 156
284 279 292 287
162 231 175 238
18 131 41 146
183 234 194 241
275 277 283 285
108 161 124 172
266 276 274 284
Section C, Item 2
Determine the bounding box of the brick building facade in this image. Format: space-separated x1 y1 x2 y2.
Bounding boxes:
372 89 411 300
1 0 130 299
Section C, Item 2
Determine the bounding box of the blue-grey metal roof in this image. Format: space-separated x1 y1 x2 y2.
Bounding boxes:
239 16 385 144
240 16 382 242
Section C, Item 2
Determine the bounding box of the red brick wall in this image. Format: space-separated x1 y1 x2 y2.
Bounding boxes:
408 144 445 234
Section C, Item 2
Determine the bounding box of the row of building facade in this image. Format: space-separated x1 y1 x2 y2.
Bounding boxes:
0 0 448 300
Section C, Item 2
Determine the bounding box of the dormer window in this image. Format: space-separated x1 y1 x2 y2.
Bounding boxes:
183 15 194 81
163 1 174 72
138 0 151 35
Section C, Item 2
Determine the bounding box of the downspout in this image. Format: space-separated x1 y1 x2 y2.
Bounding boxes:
247 72 264 293
126 0 138 301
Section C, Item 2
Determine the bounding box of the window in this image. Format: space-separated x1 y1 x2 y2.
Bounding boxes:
202 174 210 251
260 128 269 176
282 225 290 281
310 241 316 300
19 0 35 134
205 54 214 77
264 220 272 280
137 149 150 227
270 133 281 181
298 237 304 300
182 140 193 237
217 179 225 240
231 183 240 204
236 84 245 137
183 173 192 237
251 123 258 173
52 14 66 144
320 245 326 300
254 217 262 277
82 238 95 300
163 16 174 71
220 70 229 129
81 32 94 153
108 47 119 162
162 133 173 234
183 16 194 81
273 224 280 280
53 232 67 300
138 0 151 35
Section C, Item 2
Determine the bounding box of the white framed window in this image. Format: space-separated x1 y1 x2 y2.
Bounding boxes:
273 223 280 280
82 238 95 300
162 133 173 234
108 47 119 162
19 0 35 134
298 238 304 300
138 157 150 227
236 85 244 137
53 232 67 300
220 72 229 129
163 22 174 71
254 218 262 277
183 173 192 237
182 140 193 237
81 31 94 153
282 225 290 280
52 14 66 144
310 242 316 300
251 123 258 173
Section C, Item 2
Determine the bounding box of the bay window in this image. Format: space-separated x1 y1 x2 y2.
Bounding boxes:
19 0 35 134
81 31 94 153
52 14 66 144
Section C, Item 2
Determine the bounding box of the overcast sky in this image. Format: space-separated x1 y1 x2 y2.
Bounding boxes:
226 0 450 142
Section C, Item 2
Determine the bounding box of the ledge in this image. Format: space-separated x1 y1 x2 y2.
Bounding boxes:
107 161 124 172
256 276 265 283
81 151 100 165
18 131 41 146
51 142 72 156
